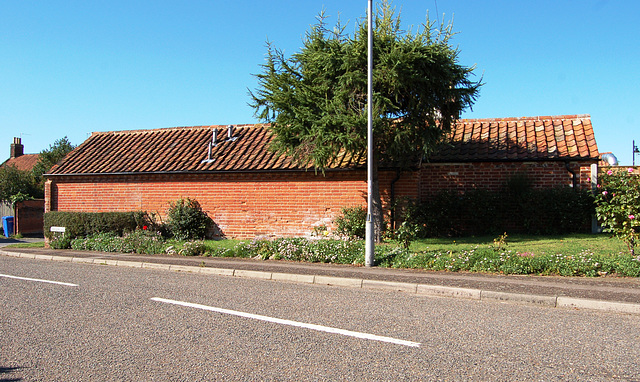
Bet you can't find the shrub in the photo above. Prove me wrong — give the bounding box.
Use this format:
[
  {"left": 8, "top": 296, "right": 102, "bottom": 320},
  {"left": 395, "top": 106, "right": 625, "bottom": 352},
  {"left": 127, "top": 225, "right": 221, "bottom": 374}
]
[
  {"left": 393, "top": 221, "right": 420, "bottom": 249},
  {"left": 120, "top": 229, "right": 165, "bottom": 254},
  {"left": 376, "top": 246, "right": 640, "bottom": 277},
  {"left": 166, "top": 198, "right": 212, "bottom": 240},
  {"left": 227, "top": 237, "right": 365, "bottom": 264},
  {"left": 71, "top": 232, "right": 122, "bottom": 252},
  {"left": 519, "top": 188, "right": 594, "bottom": 235},
  {"left": 335, "top": 206, "right": 367, "bottom": 238},
  {"left": 165, "top": 240, "right": 207, "bottom": 256},
  {"left": 44, "top": 211, "right": 147, "bottom": 242},
  {"left": 70, "top": 229, "right": 165, "bottom": 254},
  {"left": 50, "top": 233, "right": 73, "bottom": 249},
  {"left": 415, "top": 185, "right": 593, "bottom": 237},
  {"left": 303, "top": 238, "right": 364, "bottom": 264},
  {"left": 595, "top": 168, "right": 640, "bottom": 255}
]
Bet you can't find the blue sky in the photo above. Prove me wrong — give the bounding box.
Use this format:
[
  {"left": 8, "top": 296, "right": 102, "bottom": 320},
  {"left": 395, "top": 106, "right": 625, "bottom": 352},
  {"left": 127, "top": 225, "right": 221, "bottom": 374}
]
[{"left": 1, "top": 0, "right": 638, "bottom": 164}]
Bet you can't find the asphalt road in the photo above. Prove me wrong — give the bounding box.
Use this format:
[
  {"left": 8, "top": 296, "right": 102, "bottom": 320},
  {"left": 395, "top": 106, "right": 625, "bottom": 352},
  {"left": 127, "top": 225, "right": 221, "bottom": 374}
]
[{"left": 2, "top": 256, "right": 640, "bottom": 381}]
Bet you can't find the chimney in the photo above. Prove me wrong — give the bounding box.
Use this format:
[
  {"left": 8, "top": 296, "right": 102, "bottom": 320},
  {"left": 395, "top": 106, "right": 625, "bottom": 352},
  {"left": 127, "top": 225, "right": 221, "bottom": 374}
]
[{"left": 10, "top": 137, "right": 23, "bottom": 159}]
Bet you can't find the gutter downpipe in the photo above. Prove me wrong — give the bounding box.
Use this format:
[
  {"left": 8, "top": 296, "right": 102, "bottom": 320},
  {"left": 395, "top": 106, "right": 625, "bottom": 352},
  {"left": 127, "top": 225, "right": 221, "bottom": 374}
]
[
  {"left": 565, "top": 161, "right": 578, "bottom": 189},
  {"left": 389, "top": 169, "right": 402, "bottom": 231}
]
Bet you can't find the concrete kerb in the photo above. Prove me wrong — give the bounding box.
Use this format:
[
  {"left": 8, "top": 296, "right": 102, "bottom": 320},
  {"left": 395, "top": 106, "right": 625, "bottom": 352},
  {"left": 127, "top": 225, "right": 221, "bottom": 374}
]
[
  {"left": 169, "top": 264, "right": 199, "bottom": 273},
  {"left": 481, "top": 290, "right": 557, "bottom": 307},
  {"left": 314, "top": 275, "right": 362, "bottom": 288},
  {"left": 143, "top": 262, "right": 172, "bottom": 271},
  {"left": 234, "top": 269, "right": 272, "bottom": 280},
  {"left": 3, "top": 249, "right": 640, "bottom": 315},
  {"left": 34, "top": 254, "right": 54, "bottom": 261},
  {"left": 417, "top": 284, "right": 481, "bottom": 300},
  {"left": 272, "top": 272, "right": 315, "bottom": 284},
  {"left": 51, "top": 255, "right": 73, "bottom": 262},
  {"left": 199, "top": 267, "right": 234, "bottom": 276},
  {"left": 71, "top": 257, "right": 95, "bottom": 264},
  {"left": 557, "top": 297, "right": 640, "bottom": 315},
  {"left": 362, "top": 279, "right": 418, "bottom": 293}
]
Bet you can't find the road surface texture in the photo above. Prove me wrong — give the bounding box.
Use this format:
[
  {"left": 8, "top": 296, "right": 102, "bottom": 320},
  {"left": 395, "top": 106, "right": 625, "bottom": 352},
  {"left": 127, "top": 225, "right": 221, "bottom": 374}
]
[{"left": 2, "top": 254, "right": 640, "bottom": 381}]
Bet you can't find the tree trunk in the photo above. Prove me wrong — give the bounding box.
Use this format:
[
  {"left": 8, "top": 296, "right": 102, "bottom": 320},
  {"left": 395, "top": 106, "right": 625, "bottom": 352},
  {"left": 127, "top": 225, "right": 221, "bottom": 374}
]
[{"left": 371, "top": 160, "right": 384, "bottom": 243}]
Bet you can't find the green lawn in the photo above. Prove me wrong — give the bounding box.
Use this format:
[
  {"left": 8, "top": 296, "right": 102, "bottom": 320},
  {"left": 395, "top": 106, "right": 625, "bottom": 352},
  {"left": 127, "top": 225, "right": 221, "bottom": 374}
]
[
  {"left": 9, "top": 234, "right": 628, "bottom": 257},
  {"left": 3, "top": 242, "right": 46, "bottom": 249},
  {"left": 408, "top": 233, "right": 629, "bottom": 257}
]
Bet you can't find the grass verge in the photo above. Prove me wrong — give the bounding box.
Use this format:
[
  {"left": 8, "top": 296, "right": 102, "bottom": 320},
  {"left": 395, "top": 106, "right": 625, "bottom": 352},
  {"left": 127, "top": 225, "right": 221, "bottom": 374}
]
[
  {"left": 4, "top": 242, "right": 45, "bottom": 249},
  {"left": 7, "top": 233, "right": 638, "bottom": 277}
]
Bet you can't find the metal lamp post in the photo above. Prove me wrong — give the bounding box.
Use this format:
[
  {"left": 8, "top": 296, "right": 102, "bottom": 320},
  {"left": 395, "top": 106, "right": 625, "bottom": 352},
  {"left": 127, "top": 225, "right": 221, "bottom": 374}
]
[
  {"left": 633, "top": 140, "right": 639, "bottom": 167},
  {"left": 365, "top": 0, "right": 375, "bottom": 267}
]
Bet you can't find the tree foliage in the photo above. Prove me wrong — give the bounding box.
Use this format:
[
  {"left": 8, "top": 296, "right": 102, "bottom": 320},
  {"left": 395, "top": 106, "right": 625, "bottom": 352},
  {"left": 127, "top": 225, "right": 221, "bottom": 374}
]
[
  {"left": 32, "top": 136, "right": 76, "bottom": 181},
  {"left": 595, "top": 168, "right": 640, "bottom": 255},
  {"left": 0, "top": 136, "right": 75, "bottom": 203},
  {"left": 0, "top": 165, "right": 42, "bottom": 203},
  {"left": 250, "top": 1, "right": 480, "bottom": 240}
]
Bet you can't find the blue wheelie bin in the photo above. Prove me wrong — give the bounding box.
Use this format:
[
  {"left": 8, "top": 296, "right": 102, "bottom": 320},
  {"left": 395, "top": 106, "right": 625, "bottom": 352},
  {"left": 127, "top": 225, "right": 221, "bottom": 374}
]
[{"left": 2, "top": 216, "right": 14, "bottom": 238}]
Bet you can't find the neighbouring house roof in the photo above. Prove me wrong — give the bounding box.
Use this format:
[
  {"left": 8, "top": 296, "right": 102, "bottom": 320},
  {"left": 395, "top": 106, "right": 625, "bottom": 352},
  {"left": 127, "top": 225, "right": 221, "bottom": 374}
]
[
  {"left": 1, "top": 154, "right": 40, "bottom": 172},
  {"left": 48, "top": 114, "right": 599, "bottom": 176}
]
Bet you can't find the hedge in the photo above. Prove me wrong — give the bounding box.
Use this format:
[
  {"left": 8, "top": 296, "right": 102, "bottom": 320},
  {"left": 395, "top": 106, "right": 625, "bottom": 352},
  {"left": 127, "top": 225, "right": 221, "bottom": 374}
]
[
  {"left": 408, "top": 187, "right": 594, "bottom": 237},
  {"left": 44, "top": 211, "right": 147, "bottom": 241}
]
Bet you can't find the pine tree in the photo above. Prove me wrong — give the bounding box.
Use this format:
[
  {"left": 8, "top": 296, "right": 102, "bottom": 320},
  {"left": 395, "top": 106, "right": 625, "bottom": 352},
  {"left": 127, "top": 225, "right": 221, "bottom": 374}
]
[{"left": 250, "top": 1, "right": 481, "bottom": 241}]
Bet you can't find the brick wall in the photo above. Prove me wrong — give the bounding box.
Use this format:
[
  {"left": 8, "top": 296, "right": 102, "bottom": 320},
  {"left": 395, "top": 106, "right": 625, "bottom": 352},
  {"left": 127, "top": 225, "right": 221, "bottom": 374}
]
[
  {"left": 599, "top": 166, "right": 640, "bottom": 175},
  {"left": 47, "top": 170, "right": 418, "bottom": 238},
  {"left": 418, "top": 161, "right": 595, "bottom": 199},
  {"left": 46, "top": 160, "right": 593, "bottom": 238}
]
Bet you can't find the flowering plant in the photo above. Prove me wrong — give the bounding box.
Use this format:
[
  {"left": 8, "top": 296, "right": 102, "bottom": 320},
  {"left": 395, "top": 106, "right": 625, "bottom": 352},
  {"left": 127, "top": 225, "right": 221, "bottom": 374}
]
[{"left": 595, "top": 168, "right": 639, "bottom": 255}]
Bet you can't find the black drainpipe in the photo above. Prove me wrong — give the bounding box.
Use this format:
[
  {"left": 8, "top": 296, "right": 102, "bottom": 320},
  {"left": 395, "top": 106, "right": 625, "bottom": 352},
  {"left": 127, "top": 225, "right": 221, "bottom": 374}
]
[
  {"left": 390, "top": 169, "right": 402, "bottom": 230},
  {"left": 565, "top": 161, "right": 578, "bottom": 189}
]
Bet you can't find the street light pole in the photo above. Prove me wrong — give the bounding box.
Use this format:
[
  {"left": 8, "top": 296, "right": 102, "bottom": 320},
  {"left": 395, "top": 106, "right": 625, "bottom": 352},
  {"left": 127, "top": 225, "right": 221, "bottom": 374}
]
[
  {"left": 634, "top": 140, "right": 639, "bottom": 167},
  {"left": 365, "top": 0, "right": 375, "bottom": 267}
]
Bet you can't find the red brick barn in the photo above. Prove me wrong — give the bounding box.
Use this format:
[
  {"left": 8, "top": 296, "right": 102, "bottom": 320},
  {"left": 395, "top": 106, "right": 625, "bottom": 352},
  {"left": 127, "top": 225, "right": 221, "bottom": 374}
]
[{"left": 45, "top": 115, "right": 599, "bottom": 238}]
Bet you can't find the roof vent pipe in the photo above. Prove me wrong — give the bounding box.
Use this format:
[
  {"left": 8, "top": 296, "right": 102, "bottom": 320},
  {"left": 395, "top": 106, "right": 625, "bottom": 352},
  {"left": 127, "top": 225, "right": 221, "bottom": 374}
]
[
  {"left": 227, "top": 125, "right": 237, "bottom": 142},
  {"left": 201, "top": 130, "right": 216, "bottom": 164},
  {"left": 201, "top": 142, "right": 214, "bottom": 164}
]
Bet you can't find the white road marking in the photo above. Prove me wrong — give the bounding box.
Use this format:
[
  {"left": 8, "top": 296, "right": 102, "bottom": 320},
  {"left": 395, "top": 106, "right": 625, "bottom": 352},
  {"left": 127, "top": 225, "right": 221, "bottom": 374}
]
[
  {"left": 151, "top": 297, "right": 421, "bottom": 348},
  {"left": 0, "top": 273, "right": 78, "bottom": 287}
]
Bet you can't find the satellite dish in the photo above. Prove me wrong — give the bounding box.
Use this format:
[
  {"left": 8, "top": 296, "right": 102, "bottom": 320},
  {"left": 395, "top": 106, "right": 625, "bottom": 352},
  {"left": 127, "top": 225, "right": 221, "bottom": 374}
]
[{"left": 601, "top": 153, "right": 618, "bottom": 166}]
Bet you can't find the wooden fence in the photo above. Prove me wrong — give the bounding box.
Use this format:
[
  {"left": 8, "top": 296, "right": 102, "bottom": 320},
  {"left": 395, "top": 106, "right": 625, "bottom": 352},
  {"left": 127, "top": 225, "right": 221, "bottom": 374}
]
[{"left": 0, "top": 202, "right": 13, "bottom": 218}]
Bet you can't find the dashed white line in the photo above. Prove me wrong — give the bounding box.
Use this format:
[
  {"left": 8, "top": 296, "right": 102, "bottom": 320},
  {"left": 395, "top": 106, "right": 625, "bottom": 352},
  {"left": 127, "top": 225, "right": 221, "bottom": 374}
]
[
  {"left": 151, "top": 297, "right": 421, "bottom": 348},
  {"left": 0, "top": 273, "right": 78, "bottom": 287}
]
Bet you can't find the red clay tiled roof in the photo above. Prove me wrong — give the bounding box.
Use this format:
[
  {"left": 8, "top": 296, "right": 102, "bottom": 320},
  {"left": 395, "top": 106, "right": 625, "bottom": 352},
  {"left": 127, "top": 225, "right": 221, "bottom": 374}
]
[
  {"left": 49, "top": 124, "right": 364, "bottom": 175},
  {"left": 430, "top": 114, "right": 598, "bottom": 162},
  {"left": 48, "top": 115, "right": 599, "bottom": 176},
  {"left": 1, "top": 154, "right": 40, "bottom": 171}
]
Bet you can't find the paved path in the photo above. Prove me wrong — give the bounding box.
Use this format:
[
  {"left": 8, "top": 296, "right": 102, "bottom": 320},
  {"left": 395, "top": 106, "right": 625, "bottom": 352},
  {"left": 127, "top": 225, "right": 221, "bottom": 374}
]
[
  {"left": 2, "top": 245, "right": 640, "bottom": 314},
  {"left": 0, "top": 236, "right": 43, "bottom": 248}
]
